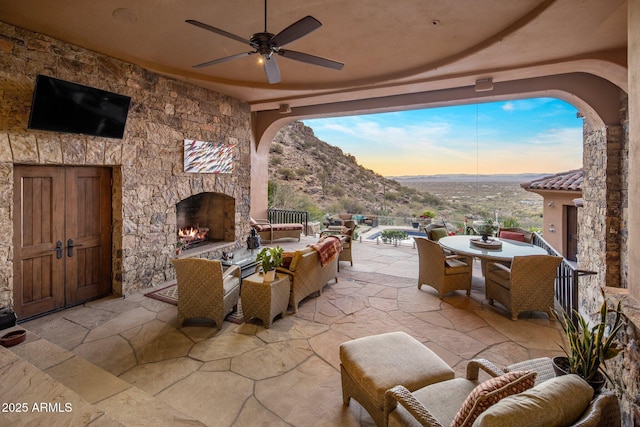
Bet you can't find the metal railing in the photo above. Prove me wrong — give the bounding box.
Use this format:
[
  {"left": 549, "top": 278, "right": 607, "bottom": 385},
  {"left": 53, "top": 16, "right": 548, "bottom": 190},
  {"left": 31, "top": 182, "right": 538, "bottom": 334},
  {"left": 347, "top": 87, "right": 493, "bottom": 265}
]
[
  {"left": 267, "top": 208, "right": 309, "bottom": 235},
  {"left": 532, "top": 233, "right": 597, "bottom": 325}
]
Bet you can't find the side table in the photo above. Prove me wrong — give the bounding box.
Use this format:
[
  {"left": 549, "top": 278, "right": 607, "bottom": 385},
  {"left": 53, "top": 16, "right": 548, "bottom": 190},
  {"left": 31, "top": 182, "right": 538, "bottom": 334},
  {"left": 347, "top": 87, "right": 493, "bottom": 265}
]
[{"left": 241, "top": 273, "right": 291, "bottom": 328}]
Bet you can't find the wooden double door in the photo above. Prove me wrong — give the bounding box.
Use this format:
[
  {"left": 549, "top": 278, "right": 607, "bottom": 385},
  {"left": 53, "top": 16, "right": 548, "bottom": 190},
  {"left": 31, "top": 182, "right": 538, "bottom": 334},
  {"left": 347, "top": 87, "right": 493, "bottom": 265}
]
[{"left": 13, "top": 165, "right": 112, "bottom": 319}]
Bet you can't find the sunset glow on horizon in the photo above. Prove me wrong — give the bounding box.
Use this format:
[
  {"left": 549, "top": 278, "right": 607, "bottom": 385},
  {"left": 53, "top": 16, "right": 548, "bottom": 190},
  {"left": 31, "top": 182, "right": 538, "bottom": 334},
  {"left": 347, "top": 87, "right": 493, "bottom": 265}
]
[{"left": 303, "top": 98, "right": 583, "bottom": 177}]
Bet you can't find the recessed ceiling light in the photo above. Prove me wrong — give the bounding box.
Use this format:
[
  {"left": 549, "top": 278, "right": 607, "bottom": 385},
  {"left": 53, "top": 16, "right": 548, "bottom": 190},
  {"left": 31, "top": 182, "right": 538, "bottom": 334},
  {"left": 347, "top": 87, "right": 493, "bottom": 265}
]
[
  {"left": 431, "top": 20, "right": 441, "bottom": 27},
  {"left": 112, "top": 8, "right": 138, "bottom": 24}
]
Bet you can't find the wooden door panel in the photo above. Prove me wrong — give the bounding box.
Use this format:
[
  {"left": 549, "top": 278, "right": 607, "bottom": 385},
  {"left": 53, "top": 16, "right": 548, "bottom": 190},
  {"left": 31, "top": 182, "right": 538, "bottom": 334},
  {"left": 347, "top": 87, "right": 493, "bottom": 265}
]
[
  {"left": 13, "top": 166, "right": 65, "bottom": 319},
  {"left": 566, "top": 205, "right": 578, "bottom": 262},
  {"left": 65, "top": 167, "right": 112, "bottom": 305}
]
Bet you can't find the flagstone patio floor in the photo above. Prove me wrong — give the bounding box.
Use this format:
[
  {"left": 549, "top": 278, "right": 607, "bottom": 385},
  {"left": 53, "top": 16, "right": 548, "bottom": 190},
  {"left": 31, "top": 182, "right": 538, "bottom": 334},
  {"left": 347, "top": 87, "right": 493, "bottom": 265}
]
[{"left": 1, "top": 235, "right": 565, "bottom": 426}]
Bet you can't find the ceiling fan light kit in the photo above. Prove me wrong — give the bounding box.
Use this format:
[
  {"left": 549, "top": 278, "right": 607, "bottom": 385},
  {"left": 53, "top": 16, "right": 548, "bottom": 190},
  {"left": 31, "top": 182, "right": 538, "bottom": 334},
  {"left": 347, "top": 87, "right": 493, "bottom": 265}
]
[{"left": 187, "top": 0, "right": 344, "bottom": 84}]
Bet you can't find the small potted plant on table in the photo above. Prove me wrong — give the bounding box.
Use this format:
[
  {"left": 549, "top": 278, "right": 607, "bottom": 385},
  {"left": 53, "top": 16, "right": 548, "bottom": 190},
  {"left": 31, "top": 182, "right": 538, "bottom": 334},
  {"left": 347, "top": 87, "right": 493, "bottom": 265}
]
[
  {"left": 552, "top": 290, "right": 624, "bottom": 392},
  {"left": 255, "top": 246, "right": 284, "bottom": 282}
]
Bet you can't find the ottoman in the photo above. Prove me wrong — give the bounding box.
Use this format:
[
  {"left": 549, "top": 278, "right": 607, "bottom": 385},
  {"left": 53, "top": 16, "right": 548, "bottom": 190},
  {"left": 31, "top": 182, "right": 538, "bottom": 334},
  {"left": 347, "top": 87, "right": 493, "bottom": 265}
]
[{"left": 339, "top": 331, "right": 455, "bottom": 427}]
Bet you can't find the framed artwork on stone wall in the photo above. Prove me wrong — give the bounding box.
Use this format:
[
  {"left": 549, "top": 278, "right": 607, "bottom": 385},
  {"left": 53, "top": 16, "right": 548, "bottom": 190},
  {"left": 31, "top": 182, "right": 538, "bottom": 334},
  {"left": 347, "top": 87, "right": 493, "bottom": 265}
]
[{"left": 183, "top": 139, "right": 236, "bottom": 173}]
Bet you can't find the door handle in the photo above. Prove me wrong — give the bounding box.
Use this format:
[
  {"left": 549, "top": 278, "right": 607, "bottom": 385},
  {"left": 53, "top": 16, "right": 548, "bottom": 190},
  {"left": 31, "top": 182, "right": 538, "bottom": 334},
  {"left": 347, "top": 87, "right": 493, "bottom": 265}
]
[
  {"left": 51, "top": 240, "right": 63, "bottom": 259},
  {"left": 67, "top": 239, "right": 83, "bottom": 257}
]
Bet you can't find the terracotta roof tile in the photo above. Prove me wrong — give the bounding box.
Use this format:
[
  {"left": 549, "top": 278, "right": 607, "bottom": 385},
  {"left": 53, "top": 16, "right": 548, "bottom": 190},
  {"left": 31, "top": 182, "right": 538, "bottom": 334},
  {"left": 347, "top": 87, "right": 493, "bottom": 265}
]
[{"left": 520, "top": 169, "right": 583, "bottom": 191}]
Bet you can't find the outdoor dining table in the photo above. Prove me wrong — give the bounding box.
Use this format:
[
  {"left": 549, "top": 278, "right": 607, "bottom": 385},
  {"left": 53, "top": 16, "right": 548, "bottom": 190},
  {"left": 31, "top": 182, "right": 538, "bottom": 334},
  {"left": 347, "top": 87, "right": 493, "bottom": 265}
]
[{"left": 438, "top": 235, "right": 548, "bottom": 263}]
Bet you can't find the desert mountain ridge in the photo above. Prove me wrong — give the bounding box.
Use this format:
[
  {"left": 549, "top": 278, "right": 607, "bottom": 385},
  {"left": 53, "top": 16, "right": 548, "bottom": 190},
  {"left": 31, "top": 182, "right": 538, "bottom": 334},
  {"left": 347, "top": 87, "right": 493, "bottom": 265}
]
[{"left": 268, "top": 121, "right": 546, "bottom": 220}]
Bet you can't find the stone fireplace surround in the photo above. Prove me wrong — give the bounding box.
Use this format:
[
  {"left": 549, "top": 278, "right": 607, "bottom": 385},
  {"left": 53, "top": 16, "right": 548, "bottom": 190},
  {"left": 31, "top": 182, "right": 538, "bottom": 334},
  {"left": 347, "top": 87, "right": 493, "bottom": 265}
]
[{"left": 0, "top": 22, "right": 252, "bottom": 308}]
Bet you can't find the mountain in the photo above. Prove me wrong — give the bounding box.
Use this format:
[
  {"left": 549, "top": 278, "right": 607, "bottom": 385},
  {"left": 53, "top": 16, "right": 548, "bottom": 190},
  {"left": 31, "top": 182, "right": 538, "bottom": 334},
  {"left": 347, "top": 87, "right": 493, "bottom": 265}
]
[{"left": 268, "top": 121, "right": 455, "bottom": 218}]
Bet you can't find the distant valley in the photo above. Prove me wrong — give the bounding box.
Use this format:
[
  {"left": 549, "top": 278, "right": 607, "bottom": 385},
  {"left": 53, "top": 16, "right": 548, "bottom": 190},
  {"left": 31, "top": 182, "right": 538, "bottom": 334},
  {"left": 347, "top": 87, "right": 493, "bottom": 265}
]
[
  {"left": 390, "top": 173, "right": 551, "bottom": 183},
  {"left": 268, "top": 122, "right": 545, "bottom": 230}
]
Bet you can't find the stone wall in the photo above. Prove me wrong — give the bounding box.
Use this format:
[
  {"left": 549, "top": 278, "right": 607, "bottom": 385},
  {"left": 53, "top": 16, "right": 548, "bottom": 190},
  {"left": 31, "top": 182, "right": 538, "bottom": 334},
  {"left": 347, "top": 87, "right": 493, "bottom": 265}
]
[
  {"left": 580, "top": 93, "right": 640, "bottom": 425},
  {"left": 0, "top": 22, "right": 252, "bottom": 309},
  {"left": 579, "top": 96, "right": 625, "bottom": 314}
]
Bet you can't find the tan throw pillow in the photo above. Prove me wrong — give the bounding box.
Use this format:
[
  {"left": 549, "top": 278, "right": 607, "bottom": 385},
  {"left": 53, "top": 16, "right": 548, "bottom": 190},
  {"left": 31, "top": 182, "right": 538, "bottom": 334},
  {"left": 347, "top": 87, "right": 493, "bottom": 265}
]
[
  {"left": 289, "top": 247, "right": 314, "bottom": 271},
  {"left": 473, "top": 374, "right": 594, "bottom": 427},
  {"left": 451, "top": 371, "right": 537, "bottom": 427}
]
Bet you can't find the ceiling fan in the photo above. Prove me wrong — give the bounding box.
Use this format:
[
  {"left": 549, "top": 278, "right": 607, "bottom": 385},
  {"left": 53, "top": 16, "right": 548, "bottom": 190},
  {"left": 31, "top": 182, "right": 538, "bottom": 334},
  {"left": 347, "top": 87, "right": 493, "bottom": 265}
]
[{"left": 186, "top": 0, "right": 344, "bottom": 84}]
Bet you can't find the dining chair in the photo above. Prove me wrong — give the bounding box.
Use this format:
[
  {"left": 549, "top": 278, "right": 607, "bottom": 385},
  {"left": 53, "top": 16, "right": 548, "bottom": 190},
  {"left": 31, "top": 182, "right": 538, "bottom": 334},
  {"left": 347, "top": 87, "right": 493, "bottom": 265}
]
[
  {"left": 414, "top": 237, "right": 472, "bottom": 299},
  {"left": 172, "top": 258, "right": 241, "bottom": 329},
  {"left": 485, "top": 255, "right": 562, "bottom": 320}
]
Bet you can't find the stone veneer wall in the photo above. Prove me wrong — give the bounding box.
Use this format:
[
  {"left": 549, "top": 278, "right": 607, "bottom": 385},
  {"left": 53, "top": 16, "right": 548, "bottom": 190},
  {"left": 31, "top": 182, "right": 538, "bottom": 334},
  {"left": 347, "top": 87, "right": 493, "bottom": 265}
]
[
  {"left": 579, "top": 94, "right": 625, "bottom": 313},
  {"left": 580, "top": 93, "right": 639, "bottom": 425},
  {"left": 0, "top": 22, "right": 252, "bottom": 308}
]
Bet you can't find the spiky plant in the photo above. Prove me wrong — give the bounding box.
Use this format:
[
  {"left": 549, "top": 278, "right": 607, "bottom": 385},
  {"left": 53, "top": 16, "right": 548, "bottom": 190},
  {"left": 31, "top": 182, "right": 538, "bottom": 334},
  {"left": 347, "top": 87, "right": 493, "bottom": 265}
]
[{"left": 552, "top": 290, "right": 624, "bottom": 384}]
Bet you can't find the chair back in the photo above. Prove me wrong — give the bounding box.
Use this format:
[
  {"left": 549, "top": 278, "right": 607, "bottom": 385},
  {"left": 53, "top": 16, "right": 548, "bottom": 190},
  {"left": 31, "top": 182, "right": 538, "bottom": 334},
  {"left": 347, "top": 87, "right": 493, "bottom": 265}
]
[
  {"left": 172, "top": 258, "right": 224, "bottom": 302},
  {"left": 510, "top": 255, "right": 561, "bottom": 280},
  {"left": 343, "top": 220, "right": 357, "bottom": 237},
  {"left": 423, "top": 223, "right": 448, "bottom": 241},
  {"left": 414, "top": 236, "right": 446, "bottom": 279},
  {"left": 498, "top": 227, "right": 533, "bottom": 243}
]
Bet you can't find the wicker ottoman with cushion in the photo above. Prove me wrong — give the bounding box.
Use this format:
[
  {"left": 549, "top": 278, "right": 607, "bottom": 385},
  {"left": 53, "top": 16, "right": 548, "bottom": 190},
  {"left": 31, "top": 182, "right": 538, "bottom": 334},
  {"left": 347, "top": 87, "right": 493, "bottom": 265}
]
[{"left": 339, "top": 331, "right": 455, "bottom": 427}]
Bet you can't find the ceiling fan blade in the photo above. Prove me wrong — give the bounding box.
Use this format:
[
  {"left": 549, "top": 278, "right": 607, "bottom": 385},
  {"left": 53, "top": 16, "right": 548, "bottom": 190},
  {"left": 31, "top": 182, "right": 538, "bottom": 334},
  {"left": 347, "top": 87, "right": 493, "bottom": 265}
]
[
  {"left": 192, "top": 52, "right": 255, "bottom": 68},
  {"left": 263, "top": 56, "right": 281, "bottom": 84},
  {"left": 277, "top": 49, "right": 344, "bottom": 70},
  {"left": 186, "top": 19, "right": 254, "bottom": 47},
  {"left": 270, "top": 16, "right": 321, "bottom": 47}
]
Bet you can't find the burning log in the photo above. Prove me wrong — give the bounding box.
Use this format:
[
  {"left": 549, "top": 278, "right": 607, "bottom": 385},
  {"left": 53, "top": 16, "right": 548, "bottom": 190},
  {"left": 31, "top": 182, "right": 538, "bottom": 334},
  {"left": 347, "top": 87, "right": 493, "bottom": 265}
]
[{"left": 177, "top": 226, "right": 209, "bottom": 248}]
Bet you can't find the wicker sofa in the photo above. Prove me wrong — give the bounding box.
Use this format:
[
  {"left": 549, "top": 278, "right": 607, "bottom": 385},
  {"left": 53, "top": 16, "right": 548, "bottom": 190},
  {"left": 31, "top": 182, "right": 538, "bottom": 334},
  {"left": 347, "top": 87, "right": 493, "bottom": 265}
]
[{"left": 276, "top": 244, "right": 339, "bottom": 313}]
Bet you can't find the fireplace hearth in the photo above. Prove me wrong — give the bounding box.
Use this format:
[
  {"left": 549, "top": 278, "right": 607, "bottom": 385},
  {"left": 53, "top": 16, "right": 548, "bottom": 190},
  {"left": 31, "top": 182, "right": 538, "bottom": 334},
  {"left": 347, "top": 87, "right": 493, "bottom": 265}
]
[{"left": 175, "top": 192, "right": 235, "bottom": 251}]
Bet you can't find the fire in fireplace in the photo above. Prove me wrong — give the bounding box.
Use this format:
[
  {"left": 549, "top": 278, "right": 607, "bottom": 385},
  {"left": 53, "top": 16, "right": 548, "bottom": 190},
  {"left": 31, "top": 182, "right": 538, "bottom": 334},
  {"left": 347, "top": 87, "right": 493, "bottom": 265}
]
[
  {"left": 175, "top": 192, "right": 236, "bottom": 250},
  {"left": 177, "top": 225, "right": 209, "bottom": 249}
]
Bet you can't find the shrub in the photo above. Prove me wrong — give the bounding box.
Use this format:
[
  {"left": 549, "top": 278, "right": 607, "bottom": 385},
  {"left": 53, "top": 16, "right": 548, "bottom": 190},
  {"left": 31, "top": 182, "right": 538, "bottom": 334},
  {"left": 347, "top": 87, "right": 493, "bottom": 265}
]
[{"left": 380, "top": 229, "right": 408, "bottom": 244}]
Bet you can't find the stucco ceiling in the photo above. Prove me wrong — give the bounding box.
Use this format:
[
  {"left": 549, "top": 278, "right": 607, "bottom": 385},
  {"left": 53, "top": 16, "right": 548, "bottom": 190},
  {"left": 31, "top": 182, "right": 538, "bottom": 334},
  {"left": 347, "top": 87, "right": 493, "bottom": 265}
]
[{"left": 0, "top": 0, "right": 628, "bottom": 113}]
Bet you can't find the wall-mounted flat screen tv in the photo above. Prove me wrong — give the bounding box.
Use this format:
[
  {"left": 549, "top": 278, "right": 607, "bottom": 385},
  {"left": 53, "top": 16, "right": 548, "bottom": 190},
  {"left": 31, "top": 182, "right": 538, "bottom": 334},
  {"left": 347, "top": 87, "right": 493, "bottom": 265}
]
[{"left": 28, "top": 75, "right": 131, "bottom": 139}]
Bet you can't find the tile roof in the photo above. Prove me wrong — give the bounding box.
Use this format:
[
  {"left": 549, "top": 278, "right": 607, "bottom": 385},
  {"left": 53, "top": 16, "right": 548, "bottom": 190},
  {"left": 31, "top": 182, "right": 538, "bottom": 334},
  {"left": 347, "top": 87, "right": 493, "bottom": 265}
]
[{"left": 520, "top": 169, "right": 583, "bottom": 192}]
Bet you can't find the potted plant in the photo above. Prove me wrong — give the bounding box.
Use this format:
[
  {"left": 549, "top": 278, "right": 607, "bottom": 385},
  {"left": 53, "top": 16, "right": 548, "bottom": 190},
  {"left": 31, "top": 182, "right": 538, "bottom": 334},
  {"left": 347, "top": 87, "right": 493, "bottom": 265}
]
[
  {"left": 411, "top": 214, "right": 420, "bottom": 229},
  {"left": 551, "top": 290, "right": 624, "bottom": 391},
  {"left": 472, "top": 219, "right": 498, "bottom": 241},
  {"left": 255, "top": 246, "right": 284, "bottom": 282}
]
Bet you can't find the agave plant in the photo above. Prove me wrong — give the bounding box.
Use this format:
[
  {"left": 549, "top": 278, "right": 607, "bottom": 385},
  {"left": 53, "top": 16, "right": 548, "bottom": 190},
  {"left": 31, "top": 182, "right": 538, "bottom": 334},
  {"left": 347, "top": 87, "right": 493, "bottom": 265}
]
[{"left": 552, "top": 290, "right": 624, "bottom": 384}]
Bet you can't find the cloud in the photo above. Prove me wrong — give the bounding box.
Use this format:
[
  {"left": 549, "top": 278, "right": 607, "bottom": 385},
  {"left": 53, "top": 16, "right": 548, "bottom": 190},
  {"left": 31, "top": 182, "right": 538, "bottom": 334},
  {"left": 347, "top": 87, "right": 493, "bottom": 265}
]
[
  {"left": 502, "top": 102, "right": 515, "bottom": 112},
  {"left": 302, "top": 98, "right": 582, "bottom": 176}
]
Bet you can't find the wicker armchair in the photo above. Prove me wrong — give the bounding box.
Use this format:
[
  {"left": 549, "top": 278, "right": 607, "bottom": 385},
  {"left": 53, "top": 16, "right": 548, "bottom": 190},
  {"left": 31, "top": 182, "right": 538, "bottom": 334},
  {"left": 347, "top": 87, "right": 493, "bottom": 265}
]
[
  {"left": 320, "top": 219, "right": 356, "bottom": 267},
  {"left": 172, "top": 258, "right": 241, "bottom": 329},
  {"left": 485, "top": 254, "right": 562, "bottom": 320},
  {"left": 414, "top": 236, "right": 472, "bottom": 299}
]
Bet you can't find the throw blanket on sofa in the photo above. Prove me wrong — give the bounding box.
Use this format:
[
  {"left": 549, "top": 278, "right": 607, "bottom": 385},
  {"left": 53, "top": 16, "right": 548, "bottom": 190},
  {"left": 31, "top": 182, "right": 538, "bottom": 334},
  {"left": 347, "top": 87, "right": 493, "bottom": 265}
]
[{"left": 310, "top": 235, "right": 343, "bottom": 267}]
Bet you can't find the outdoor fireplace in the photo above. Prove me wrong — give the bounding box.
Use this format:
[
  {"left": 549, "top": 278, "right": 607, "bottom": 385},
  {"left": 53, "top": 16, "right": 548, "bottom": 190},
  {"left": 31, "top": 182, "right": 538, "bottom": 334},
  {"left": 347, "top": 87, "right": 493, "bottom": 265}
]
[{"left": 176, "top": 192, "right": 235, "bottom": 250}]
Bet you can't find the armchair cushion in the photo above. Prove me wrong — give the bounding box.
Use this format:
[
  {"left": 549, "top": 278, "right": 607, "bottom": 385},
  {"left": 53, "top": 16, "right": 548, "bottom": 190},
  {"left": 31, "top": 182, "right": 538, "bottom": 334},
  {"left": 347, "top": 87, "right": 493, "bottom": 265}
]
[
  {"left": 451, "top": 370, "right": 537, "bottom": 427},
  {"left": 498, "top": 231, "right": 526, "bottom": 242},
  {"left": 474, "top": 374, "right": 593, "bottom": 427},
  {"left": 445, "top": 257, "right": 470, "bottom": 269},
  {"left": 431, "top": 227, "right": 449, "bottom": 241}
]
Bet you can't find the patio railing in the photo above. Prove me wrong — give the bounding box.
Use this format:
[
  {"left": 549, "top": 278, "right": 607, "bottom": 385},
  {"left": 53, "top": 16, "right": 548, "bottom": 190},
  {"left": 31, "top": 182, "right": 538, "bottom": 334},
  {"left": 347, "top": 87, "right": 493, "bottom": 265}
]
[
  {"left": 267, "top": 208, "right": 309, "bottom": 235},
  {"left": 532, "top": 233, "right": 597, "bottom": 325}
]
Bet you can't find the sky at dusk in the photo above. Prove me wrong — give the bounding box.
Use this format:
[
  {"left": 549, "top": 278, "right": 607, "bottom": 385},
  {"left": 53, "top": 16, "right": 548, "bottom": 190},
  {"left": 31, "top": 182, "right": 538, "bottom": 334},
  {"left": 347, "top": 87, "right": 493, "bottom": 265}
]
[{"left": 302, "top": 98, "right": 583, "bottom": 177}]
